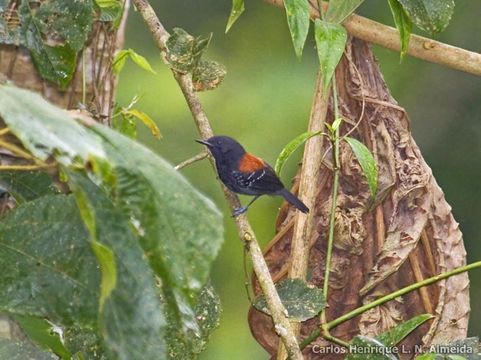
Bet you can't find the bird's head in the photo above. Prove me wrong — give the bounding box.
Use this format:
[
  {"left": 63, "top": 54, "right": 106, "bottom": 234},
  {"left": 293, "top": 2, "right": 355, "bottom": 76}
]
[{"left": 196, "top": 135, "right": 246, "bottom": 163}]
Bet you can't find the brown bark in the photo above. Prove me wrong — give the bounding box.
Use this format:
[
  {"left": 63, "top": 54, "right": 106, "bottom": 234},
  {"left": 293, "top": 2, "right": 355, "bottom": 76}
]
[{"left": 248, "top": 37, "right": 470, "bottom": 359}]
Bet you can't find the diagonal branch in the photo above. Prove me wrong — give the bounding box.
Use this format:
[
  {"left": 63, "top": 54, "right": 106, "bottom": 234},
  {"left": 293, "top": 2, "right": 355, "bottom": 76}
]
[
  {"left": 264, "top": 0, "right": 481, "bottom": 77},
  {"left": 131, "top": 0, "right": 303, "bottom": 358}
]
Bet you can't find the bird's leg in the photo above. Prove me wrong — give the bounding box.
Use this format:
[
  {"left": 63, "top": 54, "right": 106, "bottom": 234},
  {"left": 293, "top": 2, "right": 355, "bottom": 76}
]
[{"left": 232, "top": 195, "right": 261, "bottom": 217}]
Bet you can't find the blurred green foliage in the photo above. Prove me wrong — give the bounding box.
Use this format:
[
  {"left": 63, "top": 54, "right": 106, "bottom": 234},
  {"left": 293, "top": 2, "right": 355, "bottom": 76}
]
[{"left": 117, "top": 1, "right": 481, "bottom": 359}]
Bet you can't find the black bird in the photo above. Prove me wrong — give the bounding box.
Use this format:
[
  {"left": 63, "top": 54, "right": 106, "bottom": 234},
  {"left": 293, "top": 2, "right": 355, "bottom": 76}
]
[{"left": 196, "top": 135, "right": 309, "bottom": 216}]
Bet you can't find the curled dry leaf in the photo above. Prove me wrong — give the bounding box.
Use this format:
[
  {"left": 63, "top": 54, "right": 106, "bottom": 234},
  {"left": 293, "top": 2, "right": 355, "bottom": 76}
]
[{"left": 248, "top": 38, "right": 469, "bottom": 358}]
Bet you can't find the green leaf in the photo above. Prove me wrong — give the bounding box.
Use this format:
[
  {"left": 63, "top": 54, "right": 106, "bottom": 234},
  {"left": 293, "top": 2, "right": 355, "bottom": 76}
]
[
  {"left": 112, "top": 111, "right": 137, "bottom": 139},
  {"left": 347, "top": 336, "right": 398, "bottom": 360},
  {"left": 129, "top": 49, "right": 156, "bottom": 74},
  {"left": 166, "top": 28, "right": 212, "bottom": 73},
  {"left": 377, "top": 314, "right": 433, "bottom": 347},
  {"left": 253, "top": 279, "right": 325, "bottom": 321},
  {"left": 275, "top": 131, "right": 321, "bottom": 175},
  {"left": 0, "top": 195, "right": 100, "bottom": 326},
  {"left": 0, "top": 338, "right": 57, "bottom": 360},
  {"left": 89, "top": 124, "right": 223, "bottom": 336},
  {"left": 225, "top": 0, "right": 245, "bottom": 33},
  {"left": 345, "top": 136, "right": 378, "bottom": 198},
  {"left": 166, "top": 283, "right": 221, "bottom": 359},
  {"left": 113, "top": 49, "right": 156, "bottom": 74},
  {"left": 63, "top": 327, "right": 106, "bottom": 360},
  {"left": 123, "top": 108, "right": 162, "bottom": 139},
  {"left": 34, "top": 0, "right": 94, "bottom": 51},
  {"left": 18, "top": 0, "right": 94, "bottom": 87},
  {"left": 283, "top": 0, "right": 310, "bottom": 59},
  {"left": 397, "top": 0, "right": 454, "bottom": 33},
  {"left": 314, "top": 20, "right": 348, "bottom": 90},
  {"left": 14, "top": 315, "right": 71, "bottom": 359},
  {"left": 326, "top": 0, "right": 365, "bottom": 23},
  {"left": 0, "top": 84, "right": 224, "bottom": 349},
  {"left": 0, "top": 85, "right": 106, "bottom": 164},
  {"left": 331, "top": 117, "right": 343, "bottom": 132},
  {"left": 192, "top": 59, "right": 227, "bottom": 91},
  {"left": 69, "top": 172, "right": 166, "bottom": 360},
  {"left": 0, "top": 171, "right": 59, "bottom": 203},
  {"left": 388, "top": 0, "right": 413, "bottom": 60}
]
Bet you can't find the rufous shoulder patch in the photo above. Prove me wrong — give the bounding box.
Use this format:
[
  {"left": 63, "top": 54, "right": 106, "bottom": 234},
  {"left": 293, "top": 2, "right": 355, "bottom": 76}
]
[{"left": 239, "top": 153, "right": 265, "bottom": 172}]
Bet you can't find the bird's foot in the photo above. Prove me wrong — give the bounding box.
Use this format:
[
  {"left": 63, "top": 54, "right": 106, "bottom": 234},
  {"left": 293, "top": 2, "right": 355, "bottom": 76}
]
[{"left": 232, "top": 206, "right": 248, "bottom": 217}]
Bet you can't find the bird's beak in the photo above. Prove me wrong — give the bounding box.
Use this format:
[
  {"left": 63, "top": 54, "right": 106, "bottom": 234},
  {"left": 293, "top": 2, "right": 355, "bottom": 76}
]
[{"left": 195, "top": 139, "right": 212, "bottom": 147}]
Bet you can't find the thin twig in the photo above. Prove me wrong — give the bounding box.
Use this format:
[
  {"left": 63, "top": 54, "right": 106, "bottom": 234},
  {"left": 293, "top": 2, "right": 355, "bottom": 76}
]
[
  {"left": 131, "top": 1, "right": 303, "bottom": 358},
  {"left": 300, "top": 260, "right": 481, "bottom": 349},
  {"left": 0, "top": 139, "right": 36, "bottom": 161},
  {"left": 0, "top": 164, "right": 56, "bottom": 171},
  {"left": 264, "top": 0, "right": 481, "bottom": 77},
  {"left": 320, "top": 73, "right": 340, "bottom": 336},
  {"left": 0, "top": 128, "right": 10, "bottom": 136},
  {"left": 174, "top": 151, "right": 208, "bottom": 170}
]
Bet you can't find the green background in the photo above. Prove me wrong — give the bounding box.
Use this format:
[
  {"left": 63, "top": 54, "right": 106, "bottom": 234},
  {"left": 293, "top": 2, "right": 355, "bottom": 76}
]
[{"left": 117, "top": 1, "right": 481, "bottom": 359}]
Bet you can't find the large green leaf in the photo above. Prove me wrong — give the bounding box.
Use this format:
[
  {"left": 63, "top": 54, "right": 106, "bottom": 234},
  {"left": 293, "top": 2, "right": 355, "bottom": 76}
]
[
  {"left": 253, "top": 279, "right": 326, "bottom": 321},
  {"left": 0, "top": 171, "right": 59, "bottom": 203},
  {"left": 388, "top": 0, "right": 412, "bottom": 59},
  {"left": 275, "top": 131, "right": 321, "bottom": 175},
  {"left": 326, "top": 0, "right": 365, "bottom": 23},
  {"left": 0, "top": 84, "right": 224, "bottom": 343},
  {"left": 69, "top": 172, "right": 166, "bottom": 360},
  {"left": 0, "top": 339, "right": 57, "bottom": 360},
  {"left": 166, "top": 283, "right": 221, "bottom": 359},
  {"left": 89, "top": 125, "right": 223, "bottom": 335},
  {"left": 34, "top": 0, "right": 94, "bottom": 51},
  {"left": 18, "top": 0, "right": 94, "bottom": 87},
  {"left": 397, "top": 0, "right": 454, "bottom": 33},
  {"left": 347, "top": 315, "right": 433, "bottom": 360},
  {"left": 345, "top": 136, "right": 378, "bottom": 198},
  {"left": 0, "top": 86, "right": 106, "bottom": 164},
  {"left": 225, "top": 0, "right": 245, "bottom": 33},
  {"left": 377, "top": 314, "right": 432, "bottom": 347},
  {"left": 13, "top": 315, "right": 71, "bottom": 359},
  {"left": 0, "top": 195, "right": 100, "bottom": 326},
  {"left": 283, "top": 0, "right": 310, "bottom": 59},
  {"left": 314, "top": 20, "right": 347, "bottom": 90}
]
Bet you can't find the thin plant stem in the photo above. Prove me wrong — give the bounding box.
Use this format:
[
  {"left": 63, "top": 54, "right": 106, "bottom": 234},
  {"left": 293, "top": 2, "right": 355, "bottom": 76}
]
[
  {"left": 0, "top": 164, "right": 56, "bottom": 171},
  {"left": 0, "top": 139, "right": 35, "bottom": 161},
  {"left": 174, "top": 151, "right": 208, "bottom": 170},
  {"left": 82, "top": 51, "right": 87, "bottom": 106},
  {"left": 320, "top": 73, "right": 341, "bottom": 328},
  {"left": 0, "top": 127, "right": 10, "bottom": 136},
  {"left": 301, "top": 260, "right": 481, "bottom": 349}
]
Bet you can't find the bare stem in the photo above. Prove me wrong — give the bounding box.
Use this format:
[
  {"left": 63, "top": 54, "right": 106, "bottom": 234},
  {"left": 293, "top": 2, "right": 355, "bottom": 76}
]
[
  {"left": 0, "top": 139, "right": 36, "bottom": 161},
  {"left": 264, "top": 0, "right": 481, "bottom": 77},
  {"left": 132, "top": 0, "right": 303, "bottom": 357},
  {"left": 320, "top": 74, "right": 340, "bottom": 331},
  {"left": 301, "top": 260, "right": 481, "bottom": 349},
  {"left": 0, "top": 164, "right": 56, "bottom": 171},
  {"left": 174, "top": 151, "right": 208, "bottom": 170}
]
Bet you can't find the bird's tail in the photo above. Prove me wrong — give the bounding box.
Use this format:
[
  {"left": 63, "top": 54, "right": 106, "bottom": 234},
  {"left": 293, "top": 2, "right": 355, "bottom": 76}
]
[{"left": 277, "top": 188, "right": 309, "bottom": 213}]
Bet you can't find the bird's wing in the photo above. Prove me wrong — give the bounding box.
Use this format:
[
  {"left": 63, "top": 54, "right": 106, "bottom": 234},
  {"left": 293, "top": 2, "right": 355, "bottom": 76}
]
[{"left": 233, "top": 165, "right": 284, "bottom": 194}]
